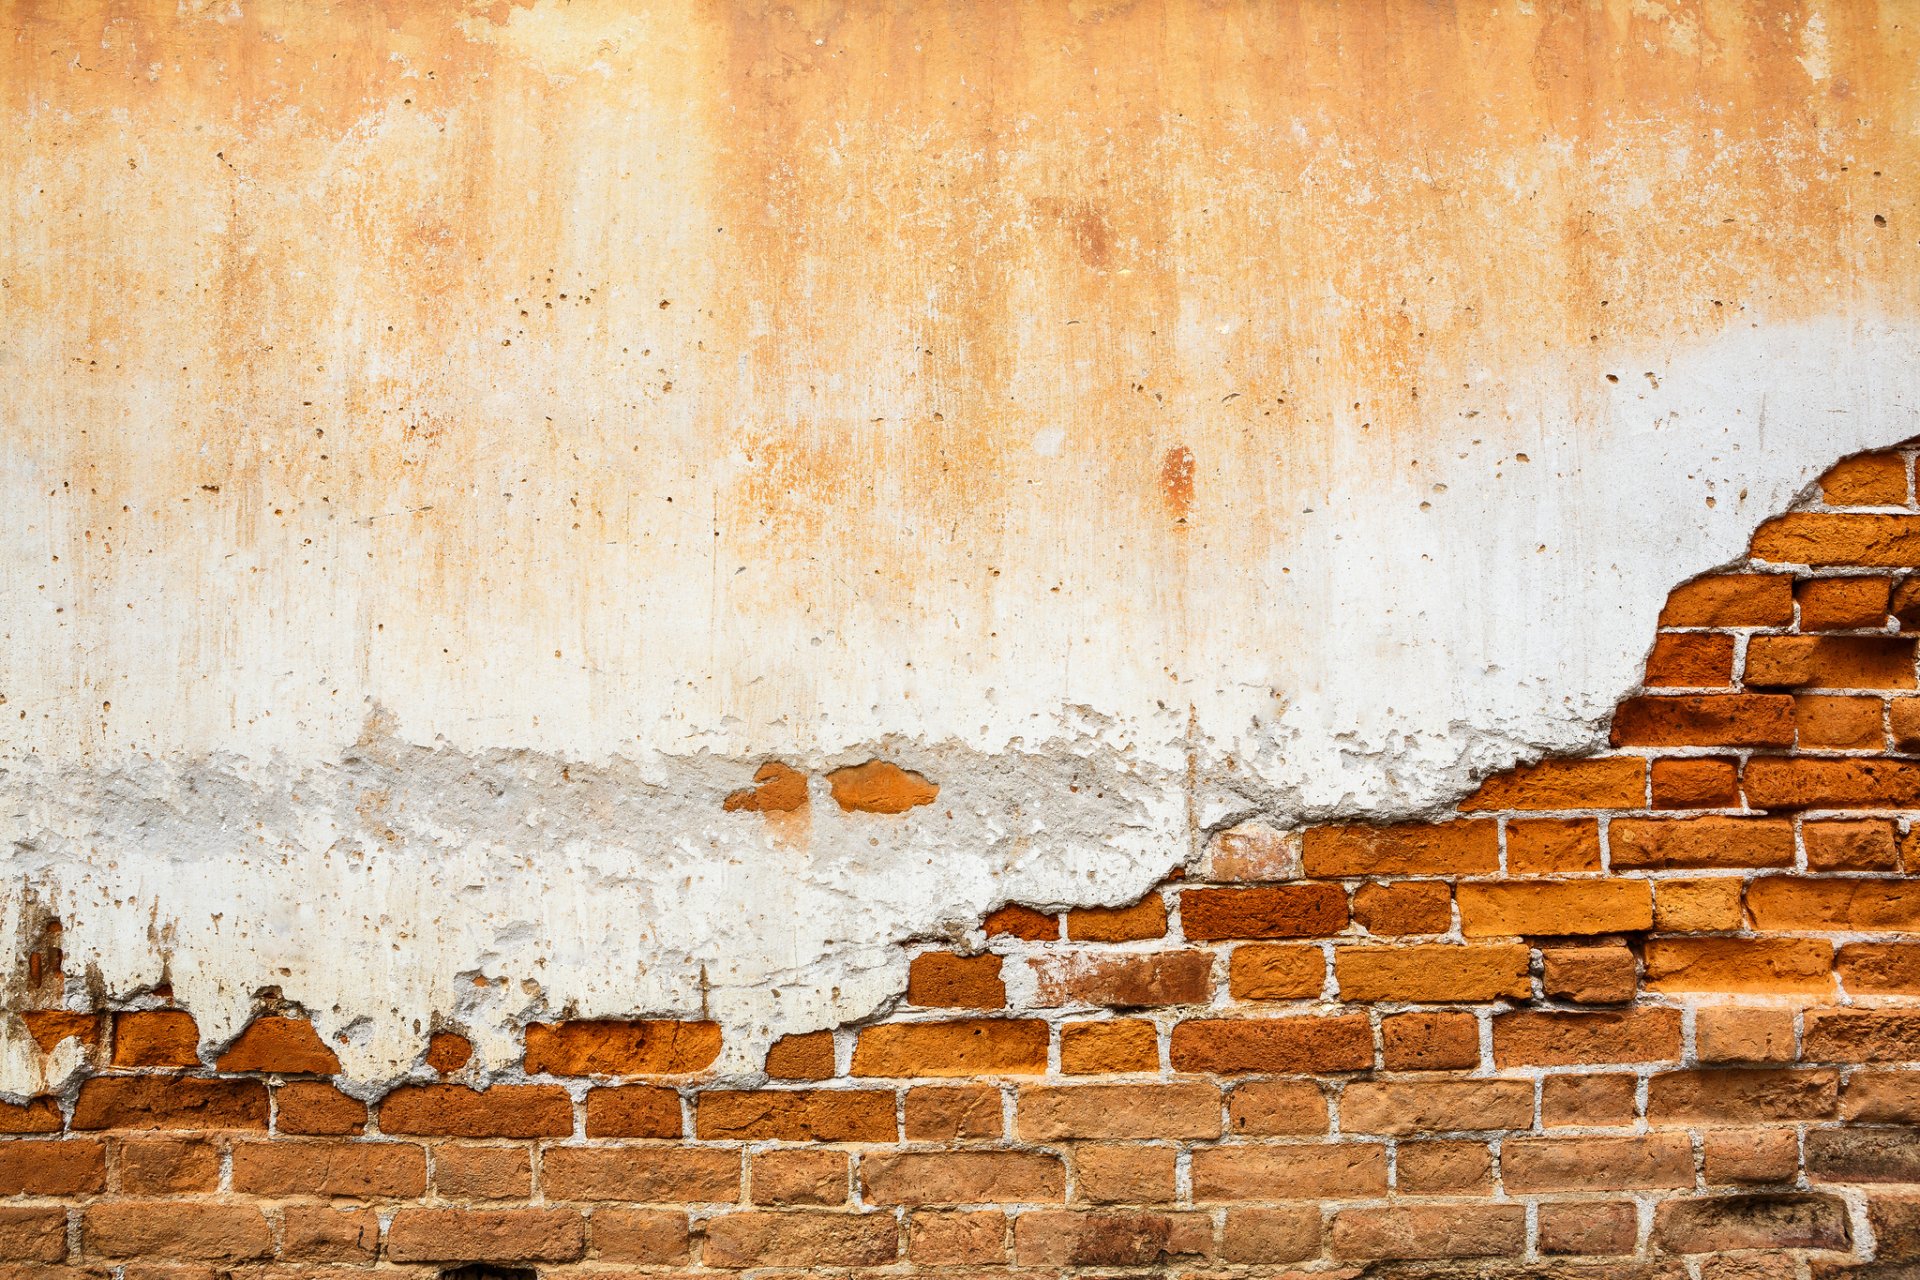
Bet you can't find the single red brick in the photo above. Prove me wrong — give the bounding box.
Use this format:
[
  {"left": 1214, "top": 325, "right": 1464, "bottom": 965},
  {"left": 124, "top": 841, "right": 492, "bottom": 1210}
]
[
  {"left": 1799, "top": 576, "right": 1894, "bottom": 629},
  {"left": 590, "top": 1208, "right": 692, "bottom": 1264},
  {"left": 0, "top": 1206, "right": 66, "bottom": 1263},
  {"left": 1651, "top": 758, "right": 1741, "bottom": 809},
  {"left": 1752, "top": 513, "right": 1920, "bottom": 567},
  {"left": 21, "top": 1010, "right": 100, "bottom": 1054},
  {"left": 1381, "top": 1012, "right": 1480, "bottom": 1071},
  {"left": 1339, "top": 1079, "right": 1531, "bottom": 1136},
  {"left": 861, "top": 1151, "right": 1064, "bottom": 1205},
  {"left": 1747, "top": 635, "right": 1917, "bottom": 689},
  {"left": 1803, "top": 1009, "right": 1920, "bottom": 1062},
  {"left": 1170, "top": 1014, "right": 1373, "bottom": 1074},
  {"left": 1179, "top": 884, "right": 1347, "bottom": 940},
  {"left": 583, "top": 1084, "right": 682, "bottom": 1138},
  {"left": 1697, "top": 1008, "right": 1797, "bottom": 1064},
  {"left": 1012, "top": 1210, "right": 1211, "bottom": 1266},
  {"left": 1193, "top": 1144, "right": 1388, "bottom": 1201},
  {"left": 1502, "top": 1133, "right": 1694, "bottom": 1191},
  {"left": 541, "top": 1146, "right": 741, "bottom": 1202},
  {"left": 1066, "top": 895, "right": 1167, "bottom": 941},
  {"left": 1645, "top": 1069, "right": 1837, "bottom": 1126},
  {"left": 1539, "top": 1201, "right": 1639, "bottom": 1256},
  {"left": 983, "top": 904, "right": 1057, "bottom": 940},
  {"left": 1840, "top": 942, "right": 1920, "bottom": 995},
  {"left": 384, "top": 1208, "right": 586, "bottom": 1263},
  {"left": 1611, "top": 695, "right": 1795, "bottom": 747},
  {"left": 751, "top": 1149, "right": 849, "bottom": 1206},
  {"left": 0, "top": 1139, "right": 105, "bottom": 1195},
  {"left": 1059, "top": 1020, "right": 1159, "bottom": 1074},
  {"left": 1330, "top": 1204, "right": 1525, "bottom": 1260},
  {"left": 1652, "top": 1193, "right": 1849, "bottom": 1253},
  {"left": 1747, "top": 876, "right": 1920, "bottom": 931},
  {"left": 114, "top": 1138, "right": 217, "bottom": 1195},
  {"left": 851, "top": 1019, "right": 1048, "bottom": 1077},
  {"left": 111, "top": 1011, "right": 200, "bottom": 1068},
  {"left": 425, "top": 1032, "right": 473, "bottom": 1074},
  {"left": 1457, "top": 879, "right": 1651, "bottom": 936},
  {"left": 1541, "top": 945, "right": 1638, "bottom": 1003},
  {"left": 1493, "top": 1009, "right": 1682, "bottom": 1067},
  {"left": 1075, "top": 1145, "right": 1177, "bottom": 1205},
  {"left": 82, "top": 1202, "right": 272, "bottom": 1262},
  {"left": 1506, "top": 818, "right": 1602, "bottom": 873},
  {"left": 1661, "top": 574, "right": 1794, "bottom": 627},
  {"left": 1351, "top": 881, "right": 1451, "bottom": 935},
  {"left": 765, "top": 1030, "right": 835, "bottom": 1080},
  {"left": 1608, "top": 816, "right": 1794, "bottom": 869},
  {"left": 907, "top": 952, "right": 1005, "bottom": 1007},
  {"left": 1210, "top": 823, "right": 1300, "bottom": 880},
  {"left": 904, "top": 1086, "right": 1003, "bottom": 1140},
  {"left": 1300, "top": 820, "right": 1497, "bottom": 876},
  {"left": 231, "top": 1140, "right": 427, "bottom": 1197},
  {"left": 1225, "top": 1081, "right": 1329, "bottom": 1136},
  {"left": 1821, "top": 453, "right": 1911, "bottom": 506},
  {"left": 702, "top": 1210, "right": 897, "bottom": 1267},
  {"left": 435, "top": 1144, "right": 533, "bottom": 1200},
  {"left": 0, "top": 1098, "right": 63, "bottom": 1134},
  {"left": 1542, "top": 1074, "right": 1637, "bottom": 1128},
  {"left": 1796, "top": 693, "right": 1887, "bottom": 748},
  {"left": 1704, "top": 1128, "right": 1801, "bottom": 1185},
  {"left": 908, "top": 1209, "right": 1007, "bottom": 1264},
  {"left": 378, "top": 1084, "right": 573, "bottom": 1138},
  {"left": 523, "top": 1020, "right": 720, "bottom": 1076},
  {"left": 1807, "top": 818, "right": 1901, "bottom": 871},
  {"left": 1227, "top": 943, "right": 1326, "bottom": 999},
  {"left": 275, "top": 1081, "right": 367, "bottom": 1136},
  {"left": 1461, "top": 758, "right": 1646, "bottom": 811},
  {"left": 215, "top": 1016, "right": 339, "bottom": 1074},
  {"left": 1221, "top": 1205, "right": 1321, "bottom": 1263},
  {"left": 1644, "top": 937, "right": 1834, "bottom": 995},
  {"left": 282, "top": 1203, "right": 379, "bottom": 1261},
  {"left": 695, "top": 1089, "right": 895, "bottom": 1142},
  {"left": 1644, "top": 632, "right": 1735, "bottom": 687},
  {"left": 1015, "top": 1084, "right": 1221, "bottom": 1141},
  {"left": 71, "top": 1077, "right": 268, "bottom": 1131},
  {"left": 1032, "top": 950, "right": 1213, "bottom": 1007},
  {"left": 1333, "top": 943, "right": 1531, "bottom": 1002},
  {"left": 1744, "top": 757, "right": 1920, "bottom": 808}
]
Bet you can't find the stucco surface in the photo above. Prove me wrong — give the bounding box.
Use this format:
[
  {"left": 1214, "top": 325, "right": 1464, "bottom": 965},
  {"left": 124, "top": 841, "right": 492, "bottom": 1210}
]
[{"left": 1, "top": 0, "right": 1917, "bottom": 1088}]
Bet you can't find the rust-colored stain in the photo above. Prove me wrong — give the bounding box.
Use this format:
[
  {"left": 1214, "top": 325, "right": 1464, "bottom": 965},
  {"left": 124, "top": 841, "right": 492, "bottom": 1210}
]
[
  {"left": 722, "top": 762, "right": 811, "bottom": 814},
  {"left": 1160, "top": 445, "right": 1195, "bottom": 523},
  {"left": 826, "top": 762, "right": 940, "bottom": 815}
]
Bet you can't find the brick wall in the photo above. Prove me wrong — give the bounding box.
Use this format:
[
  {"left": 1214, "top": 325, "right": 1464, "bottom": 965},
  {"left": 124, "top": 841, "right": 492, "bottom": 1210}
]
[{"left": 9, "top": 448, "right": 1920, "bottom": 1276}]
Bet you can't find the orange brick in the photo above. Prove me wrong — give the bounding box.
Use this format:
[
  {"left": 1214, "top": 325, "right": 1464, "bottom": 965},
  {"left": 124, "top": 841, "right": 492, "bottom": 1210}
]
[
  {"left": 523, "top": 1020, "right": 720, "bottom": 1076},
  {"left": 1011, "top": 1209, "right": 1210, "bottom": 1266},
  {"left": 695, "top": 1089, "right": 895, "bottom": 1142},
  {"left": 1651, "top": 758, "right": 1741, "bottom": 809},
  {"left": 1895, "top": 697, "right": 1920, "bottom": 749},
  {"left": 1503, "top": 1133, "right": 1693, "bottom": 1191},
  {"left": 0, "top": 1206, "right": 66, "bottom": 1264},
  {"left": 1644, "top": 632, "right": 1735, "bottom": 687},
  {"left": 1461, "top": 758, "right": 1645, "bottom": 812},
  {"left": 1209, "top": 824, "right": 1299, "bottom": 881},
  {"left": 425, "top": 1032, "right": 472, "bottom": 1074},
  {"left": 1507, "top": 818, "right": 1602, "bottom": 873},
  {"left": 1821, "top": 453, "right": 1911, "bottom": 506},
  {"left": 1747, "top": 635, "right": 1917, "bottom": 689},
  {"left": 1017, "top": 1084, "right": 1221, "bottom": 1141},
  {"left": 1704, "top": 1128, "right": 1801, "bottom": 1184},
  {"left": 274, "top": 1081, "right": 366, "bottom": 1136},
  {"left": 765, "top": 1031, "right": 835, "bottom": 1080},
  {"left": 1031, "top": 951, "right": 1212, "bottom": 1007},
  {"left": 541, "top": 1147, "right": 740, "bottom": 1202},
  {"left": 1075, "top": 1145, "right": 1176, "bottom": 1204},
  {"left": 907, "top": 952, "right": 1005, "bottom": 1008},
  {"left": 1612, "top": 695, "right": 1794, "bottom": 747},
  {"left": 904, "top": 1086, "right": 1003, "bottom": 1140},
  {"left": 1493, "top": 1009, "right": 1682, "bottom": 1066},
  {"left": 111, "top": 1011, "right": 200, "bottom": 1068},
  {"left": 983, "top": 904, "right": 1057, "bottom": 940},
  {"left": 21, "top": 1010, "right": 100, "bottom": 1054},
  {"left": 71, "top": 1077, "right": 268, "bottom": 1131},
  {"left": 590, "top": 1208, "right": 692, "bottom": 1264},
  {"left": 1333, "top": 943, "right": 1530, "bottom": 1002},
  {"left": 0, "top": 1139, "right": 105, "bottom": 1195},
  {"left": 435, "top": 1144, "right": 532, "bottom": 1200},
  {"left": 751, "top": 1149, "right": 848, "bottom": 1206},
  {"left": 1539, "top": 1201, "right": 1638, "bottom": 1256},
  {"left": 1330, "top": 1204, "right": 1524, "bottom": 1260},
  {"left": 1808, "top": 818, "right": 1900, "bottom": 871},
  {"left": 1542, "top": 1073, "right": 1637, "bottom": 1127},
  {"left": 703, "top": 1209, "right": 896, "bottom": 1268},
  {"left": 1194, "top": 1144, "right": 1388, "bottom": 1201},
  {"left": 231, "top": 1140, "right": 427, "bottom": 1198},
  {"left": 1752, "top": 513, "right": 1920, "bottom": 566},
  {"left": 1227, "top": 943, "right": 1325, "bottom": 999},
  {"left": 1697, "top": 1008, "right": 1796, "bottom": 1064},
  {"left": 1646, "top": 1069, "right": 1837, "bottom": 1126},
  {"left": 1796, "top": 693, "right": 1887, "bottom": 748},
  {"left": 215, "top": 1016, "right": 339, "bottom": 1074},
  {"left": 1839, "top": 942, "right": 1920, "bottom": 995},
  {"left": 1652, "top": 1193, "right": 1849, "bottom": 1253},
  {"left": 1457, "top": 880, "right": 1651, "bottom": 937},
  {"left": 1661, "top": 574, "right": 1794, "bottom": 627},
  {"left": 1225, "top": 1081, "right": 1329, "bottom": 1135},
  {"left": 583, "top": 1085, "right": 682, "bottom": 1138},
  {"left": 851, "top": 1019, "right": 1048, "bottom": 1077},
  {"left": 1221, "top": 1206, "right": 1321, "bottom": 1263},
  {"left": 1748, "top": 876, "right": 1920, "bottom": 931},
  {"left": 282, "top": 1203, "right": 379, "bottom": 1261},
  {"left": 1397, "top": 1139, "right": 1493, "bottom": 1195},
  {"left": 1804, "top": 1009, "right": 1920, "bottom": 1062},
  {"left": 1338, "top": 1079, "right": 1531, "bottom": 1136},
  {"left": 0, "top": 1098, "right": 62, "bottom": 1134},
  {"left": 1842, "top": 1071, "right": 1920, "bottom": 1122},
  {"left": 862, "top": 1151, "right": 1064, "bottom": 1205},
  {"left": 1351, "top": 881, "right": 1451, "bottom": 935},
  {"left": 1541, "top": 945, "right": 1637, "bottom": 1003},
  {"left": 1066, "top": 895, "right": 1167, "bottom": 941},
  {"left": 383, "top": 1208, "right": 585, "bottom": 1264},
  {"left": 1170, "top": 1014, "right": 1373, "bottom": 1074},
  {"left": 908, "top": 1209, "right": 1006, "bottom": 1264},
  {"left": 1744, "top": 757, "right": 1920, "bottom": 808},
  {"left": 112, "top": 1137, "right": 214, "bottom": 1196},
  {"left": 1179, "top": 884, "right": 1347, "bottom": 940},
  {"left": 1381, "top": 1011, "right": 1480, "bottom": 1071},
  {"left": 1059, "top": 1020, "right": 1158, "bottom": 1074},
  {"left": 1799, "top": 576, "right": 1894, "bottom": 629},
  {"left": 1653, "top": 877, "right": 1744, "bottom": 932},
  {"left": 1609, "top": 816, "right": 1794, "bottom": 870},
  {"left": 378, "top": 1084, "right": 573, "bottom": 1138},
  {"left": 83, "top": 1202, "right": 273, "bottom": 1263},
  {"left": 1643, "top": 937, "right": 1833, "bottom": 995},
  {"left": 1300, "top": 820, "right": 1497, "bottom": 876}
]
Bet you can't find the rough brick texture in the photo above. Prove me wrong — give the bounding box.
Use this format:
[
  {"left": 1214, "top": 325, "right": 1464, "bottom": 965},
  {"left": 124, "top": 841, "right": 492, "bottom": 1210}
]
[{"left": 10, "top": 451, "right": 1920, "bottom": 1274}]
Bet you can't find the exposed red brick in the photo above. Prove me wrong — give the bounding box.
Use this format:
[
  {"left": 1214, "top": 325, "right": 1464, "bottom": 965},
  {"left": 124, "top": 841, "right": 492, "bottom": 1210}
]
[
  {"left": 1752, "top": 513, "right": 1920, "bottom": 567},
  {"left": 1227, "top": 943, "right": 1325, "bottom": 999},
  {"left": 851, "top": 1019, "right": 1048, "bottom": 1077},
  {"left": 704, "top": 1209, "right": 897, "bottom": 1267},
  {"left": 1492, "top": 1009, "right": 1682, "bottom": 1067},
  {"left": 1747, "top": 634, "right": 1916, "bottom": 689},
  {"left": 1059, "top": 1020, "right": 1159, "bottom": 1074},
  {"left": 1744, "top": 757, "right": 1920, "bottom": 808},
  {"left": 1194, "top": 1144, "right": 1388, "bottom": 1201},
  {"left": 1797, "top": 693, "right": 1888, "bottom": 748},
  {"left": 982, "top": 904, "right": 1057, "bottom": 940},
  {"left": 82, "top": 1202, "right": 272, "bottom": 1262},
  {"left": 1800, "top": 575, "right": 1894, "bottom": 629},
  {"left": 903, "top": 1086, "right": 1003, "bottom": 1141},
  {"left": 1457, "top": 879, "right": 1651, "bottom": 937},
  {"left": 111, "top": 1011, "right": 200, "bottom": 1069},
  {"left": 694, "top": 1089, "right": 895, "bottom": 1142},
  {"left": 1225, "top": 1080, "right": 1329, "bottom": 1136},
  {"left": 1178, "top": 884, "right": 1347, "bottom": 939},
  {"left": 751, "top": 1149, "right": 849, "bottom": 1206},
  {"left": 71, "top": 1077, "right": 268, "bottom": 1131},
  {"left": 1502, "top": 1132, "right": 1693, "bottom": 1191},
  {"left": 590, "top": 1208, "right": 692, "bottom": 1264},
  {"left": 1612, "top": 695, "right": 1795, "bottom": 747},
  {"left": 908, "top": 1209, "right": 1006, "bottom": 1264},
  {"left": 1651, "top": 758, "right": 1741, "bottom": 809},
  {"left": 0, "top": 1140, "right": 104, "bottom": 1196},
  {"left": 1338, "top": 1079, "right": 1531, "bottom": 1136},
  {"left": 907, "top": 952, "right": 1005, "bottom": 1007},
  {"left": 1646, "top": 1069, "right": 1838, "bottom": 1126},
  {"left": 1821, "top": 454, "right": 1911, "bottom": 506},
  {"left": 826, "top": 760, "right": 938, "bottom": 813},
  {"left": 231, "top": 1140, "right": 427, "bottom": 1197},
  {"left": 1807, "top": 818, "right": 1901, "bottom": 870},
  {"left": 765, "top": 1030, "right": 835, "bottom": 1080},
  {"left": 1015, "top": 1084, "right": 1221, "bottom": 1141},
  {"left": 1506, "top": 818, "right": 1602, "bottom": 872},
  {"left": 1351, "top": 880, "right": 1451, "bottom": 935},
  {"left": 541, "top": 1147, "right": 740, "bottom": 1202},
  {"left": 861, "top": 1151, "right": 1064, "bottom": 1205},
  {"left": 1541, "top": 945, "right": 1638, "bottom": 1003},
  {"left": 435, "top": 1144, "right": 532, "bottom": 1200},
  {"left": 384, "top": 1208, "right": 586, "bottom": 1263},
  {"left": 1170, "top": 1014, "right": 1373, "bottom": 1074},
  {"left": 1660, "top": 574, "right": 1794, "bottom": 627},
  {"left": 1031, "top": 950, "right": 1211, "bottom": 1007},
  {"left": 1333, "top": 943, "right": 1530, "bottom": 1002},
  {"left": 114, "top": 1137, "right": 216, "bottom": 1195},
  {"left": 1645, "top": 632, "right": 1735, "bottom": 687},
  {"left": 1461, "top": 758, "right": 1645, "bottom": 811},
  {"left": 425, "top": 1032, "right": 473, "bottom": 1074},
  {"left": 1652, "top": 1194, "right": 1850, "bottom": 1253},
  {"left": 1300, "top": 820, "right": 1497, "bottom": 876},
  {"left": 1643, "top": 937, "right": 1834, "bottom": 994},
  {"left": 522, "top": 1019, "right": 720, "bottom": 1076},
  {"left": 1075, "top": 1145, "right": 1176, "bottom": 1204},
  {"left": 1330, "top": 1204, "right": 1525, "bottom": 1260},
  {"left": 1065, "top": 895, "right": 1167, "bottom": 941},
  {"left": 1012, "top": 1210, "right": 1210, "bottom": 1266},
  {"left": 1608, "top": 815, "right": 1794, "bottom": 869},
  {"left": 1748, "top": 875, "right": 1920, "bottom": 930},
  {"left": 583, "top": 1085, "right": 682, "bottom": 1138},
  {"left": 215, "top": 1016, "right": 339, "bottom": 1074},
  {"left": 1381, "top": 1011, "right": 1480, "bottom": 1071},
  {"left": 377, "top": 1084, "right": 573, "bottom": 1138},
  {"left": 275, "top": 1081, "right": 367, "bottom": 1136}
]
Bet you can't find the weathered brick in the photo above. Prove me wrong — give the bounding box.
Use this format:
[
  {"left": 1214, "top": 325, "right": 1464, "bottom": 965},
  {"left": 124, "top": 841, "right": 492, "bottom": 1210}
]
[
  {"left": 1652, "top": 758, "right": 1741, "bottom": 809},
  {"left": 1807, "top": 1128, "right": 1920, "bottom": 1184},
  {"left": 695, "top": 1089, "right": 894, "bottom": 1142},
  {"left": 1012, "top": 1210, "right": 1209, "bottom": 1266},
  {"left": 764, "top": 1030, "right": 835, "bottom": 1080},
  {"left": 1301, "top": 820, "right": 1498, "bottom": 876},
  {"left": 1542, "top": 945, "right": 1637, "bottom": 1003},
  {"left": 1397, "top": 1138, "right": 1493, "bottom": 1195},
  {"left": 274, "top": 1081, "right": 366, "bottom": 1136},
  {"left": 590, "top": 1208, "right": 692, "bottom": 1264},
  {"left": 378, "top": 1084, "right": 572, "bottom": 1138},
  {"left": 983, "top": 903, "right": 1057, "bottom": 940},
  {"left": 1840, "top": 941, "right": 1920, "bottom": 995},
  {"left": 1016, "top": 1084, "right": 1221, "bottom": 1141},
  {"left": 1457, "top": 879, "right": 1651, "bottom": 937},
  {"left": 583, "top": 1084, "right": 682, "bottom": 1138},
  {"left": 1751, "top": 513, "right": 1920, "bottom": 567},
  {"left": 1179, "top": 884, "right": 1347, "bottom": 940},
  {"left": 1075, "top": 1144, "right": 1176, "bottom": 1204},
  {"left": 907, "top": 952, "right": 1005, "bottom": 1007},
  {"left": 1744, "top": 757, "right": 1920, "bottom": 808},
  {"left": 114, "top": 1137, "right": 216, "bottom": 1195},
  {"left": 1031, "top": 951, "right": 1212, "bottom": 1007},
  {"left": 1502, "top": 1133, "right": 1693, "bottom": 1191},
  {"left": 1612, "top": 695, "right": 1794, "bottom": 747},
  {"left": 1539, "top": 1201, "right": 1639, "bottom": 1256},
  {"left": 110, "top": 1011, "right": 201, "bottom": 1068},
  {"left": 0, "top": 1097, "right": 60, "bottom": 1134},
  {"left": 82, "top": 1203, "right": 272, "bottom": 1262},
  {"left": 1653, "top": 877, "right": 1744, "bottom": 932},
  {"left": 1227, "top": 944, "right": 1325, "bottom": 999},
  {"left": 1066, "top": 895, "right": 1167, "bottom": 942},
  {"left": 704, "top": 1210, "right": 897, "bottom": 1267},
  {"left": 231, "top": 1140, "right": 427, "bottom": 1197},
  {"left": 425, "top": 1031, "right": 472, "bottom": 1074},
  {"left": 214, "top": 1016, "right": 339, "bottom": 1074},
  {"left": 851, "top": 1019, "right": 1048, "bottom": 1077},
  {"left": 1821, "top": 454, "right": 1911, "bottom": 506},
  {"left": 1209, "top": 824, "right": 1300, "bottom": 881},
  {"left": 1797, "top": 693, "right": 1888, "bottom": 748},
  {"left": 1351, "top": 881, "right": 1451, "bottom": 935},
  {"left": 1644, "top": 632, "right": 1736, "bottom": 687},
  {"left": 1661, "top": 574, "right": 1794, "bottom": 627},
  {"left": 1653, "top": 1193, "right": 1850, "bottom": 1253},
  {"left": 522, "top": 1020, "right": 720, "bottom": 1076},
  {"left": 1220, "top": 1206, "right": 1321, "bottom": 1264},
  {"left": 1338, "top": 1079, "right": 1531, "bottom": 1136},
  {"left": 1804, "top": 1009, "right": 1920, "bottom": 1062},
  {"left": 434, "top": 1144, "right": 532, "bottom": 1200},
  {"left": 0, "top": 1207, "right": 66, "bottom": 1264},
  {"left": 861, "top": 1151, "right": 1063, "bottom": 1205},
  {"left": 1192, "top": 1143, "right": 1388, "bottom": 1201},
  {"left": 1542, "top": 1073, "right": 1637, "bottom": 1128},
  {"left": 541, "top": 1146, "right": 740, "bottom": 1202},
  {"left": 908, "top": 1209, "right": 1006, "bottom": 1264},
  {"left": 71, "top": 1077, "right": 268, "bottom": 1131},
  {"left": 1608, "top": 816, "right": 1794, "bottom": 869},
  {"left": 1643, "top": 937, "right": 1833, "bottom": 994},
  {"left": 1872, "top": 1195, "right": 1920, "bottom": 1262},
  {"left": 1896, "top": 696, "right": 1920, "bottom": 750},
  {"left": 1333, "top": 943, "right": 1530, "bottom": 1002},
  {"left": 1696, "top": 1008, "right": 1796, "bottom": 1064},
  {"left": 281, "top": 1204, "right": 379, "bottom": 1261},
  {"left": 1705, "top": 1128, "right": 1801, "bottom": 1184},
  {"left": 1170, "top": 1014, "right": 1373, "bottom": 1074},
  {"left": 904, "top": 1086, "right": 1002, "bottom": 1140},
  {"left": 751, "top": 1149, "right": 849, "bottom": 1206},
  {"left": 1330, "top": 1204, "right": 1525, "bottom": 1260},
  {"left": 384, "top": 1208, "right": 585, "bottom": 1263},
  {"left": 1748, "top": 876, "right": 1920, "bottom": 931},
  {"left": 1461, "top": 758, "right": 1646, "bottom": 811},
  {"left": 1808, "top": 818, "right": 1901, "bottom": 871},
  {"left": 1203, "top": 1085, "right": 1327, "bottom": 1146},
  {"left": 1493, "top": 1009, "right": 1682, "bottom": 1066},
  {"left": 1381, "top": 1011, "right": 1480, "bottom": 1070},
  {"left": 1646, "top": 1069, "right": 1838, "bottom": 1125},
  {"left": 1747, "top": 635, "right": 1917, "bottom": 688},
  {"left": 1060, "top": 1019, "right": 1159, "bottom": 1074},
  {"left": 0, "top": 1140, "right": 104, "bottom": 1196},
  {"left": 1845, "top": 1072, "right": 1920, "bottom": 1122},
  {"left": 1507, "top": 818, "right": 1603, "bottom": 873}
]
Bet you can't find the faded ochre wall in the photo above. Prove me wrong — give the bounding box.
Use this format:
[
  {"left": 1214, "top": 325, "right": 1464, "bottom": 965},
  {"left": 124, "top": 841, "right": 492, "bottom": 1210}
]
[{"left": 1, "top": 0, "right": 1916, "bottom": 1089}]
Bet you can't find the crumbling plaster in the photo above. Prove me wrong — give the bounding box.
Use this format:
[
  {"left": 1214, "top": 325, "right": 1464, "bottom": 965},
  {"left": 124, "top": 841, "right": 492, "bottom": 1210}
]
[{"left": 0, "top": 0, "right": 1916, "bottom": 1093}]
